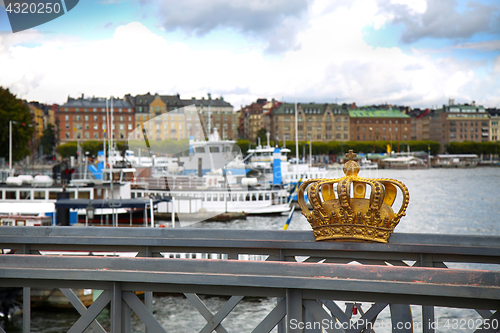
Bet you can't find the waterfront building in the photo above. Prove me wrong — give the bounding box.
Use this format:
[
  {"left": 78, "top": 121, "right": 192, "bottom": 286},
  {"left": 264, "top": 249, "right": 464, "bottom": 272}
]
[
  {"left": 57, "top": 95, "right": 135, "bottom": 144},
  {"left": 429, "top": 100, "right": 490, "bottom": 150},
  {"left": 185, "top": 94, "right": 236, "bottom": 140},
  {"left": 349, "top": 109, "right": 411, "bottom": 142},
  {"left": 409, "top": 108, "right": 432, "bottom": 141},
  {"left": 27, "top": 102, "right": 44, "bottom": 142},
  {"left": 127, "top": 93, "right": 184, "bottom": 141},
  {"left": 487, "top": 108, "right": 500, "bottom": 142},
  {"left": 240, "top": 99, "right": 267, "bottom": 141},
  {"left": 264, "top": 102, "right": 350, "bottom": 143}
]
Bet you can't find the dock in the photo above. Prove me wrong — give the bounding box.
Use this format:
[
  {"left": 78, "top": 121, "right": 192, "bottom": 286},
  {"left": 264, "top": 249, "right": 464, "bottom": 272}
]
[{"left": 154, "top": 211, "right": 247, "bottom": 222}]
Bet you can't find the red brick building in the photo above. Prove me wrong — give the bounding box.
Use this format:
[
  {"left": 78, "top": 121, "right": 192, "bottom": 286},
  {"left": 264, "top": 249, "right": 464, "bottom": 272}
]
[{"left": 57, "top": 95, "right": 135, "bottom": 143}]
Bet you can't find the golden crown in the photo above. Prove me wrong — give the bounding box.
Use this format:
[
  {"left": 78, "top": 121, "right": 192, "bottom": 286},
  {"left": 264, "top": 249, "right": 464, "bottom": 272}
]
[{"left": 297, "top": 150, "right": 409, "bottom": 243}]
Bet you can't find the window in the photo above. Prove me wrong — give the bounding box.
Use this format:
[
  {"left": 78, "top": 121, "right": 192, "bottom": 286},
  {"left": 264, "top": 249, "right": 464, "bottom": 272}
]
[
  {"left": 94, "top": 133, "right": 98, "bottom": 138},
  {"left": 65, "top": 115, "right": 69, "bottom": 121},
  {"left": 65, "top": 132, "right": 69, "bottom": 138},
  {"left": 76, "top": 115, "right": 80, "bottom": 121},
  {"left": 85, "top": 124, "right": 89, "bottom": 130},
  {"left": 93, "top": 124, "right": 98, "bottom": 130},
  {"left": 119, "top": 108, "right": 122, "bottom": 113},
  {"left": 65, "top": 124, "right": 69, "bottom": 129},
  {"left": 120, "top": 124, "right": 124, "bottom": 130},
  {"left": 94, "top": 116, "right": 97, "bottom": 121},
  {"left": 128, "top": 124, "right": 132, "bottom": 130}
]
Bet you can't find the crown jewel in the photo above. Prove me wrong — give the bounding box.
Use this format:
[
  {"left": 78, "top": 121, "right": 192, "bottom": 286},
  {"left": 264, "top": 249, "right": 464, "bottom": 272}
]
[{"left": 297, "top": 150, "right": 409, "bottom": 243}]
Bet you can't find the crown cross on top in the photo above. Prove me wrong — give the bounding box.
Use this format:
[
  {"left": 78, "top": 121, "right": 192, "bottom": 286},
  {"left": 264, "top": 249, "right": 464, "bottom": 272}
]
[{"left": 345, "top": 150, "right": 357, "bottom": 161}]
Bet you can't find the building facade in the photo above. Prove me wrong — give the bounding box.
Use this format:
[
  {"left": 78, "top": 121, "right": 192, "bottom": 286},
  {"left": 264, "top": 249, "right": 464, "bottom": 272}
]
[
  {"left": 349, "top": 109, "right": 411, "bottom": 142},
  {"left": 429, "top": 100, "right": 490, "bottom": 150},
  {"left": 266, "top": 103, "right": 350, "bottom": 143},
  {"left": 186, "top": 94, "right": 236, "bottom": 140},
  {"left": 240, "top": 99, "right": 267, "bottom": 141},
  {"left": 128, "top": 93, "right": 236, "bottom": 141},
  {"left": 488, "top": 109, "right": 500, "bottom": 142},
  {"left": 57, "top": 95, "right": 135, "bottom": 144}
]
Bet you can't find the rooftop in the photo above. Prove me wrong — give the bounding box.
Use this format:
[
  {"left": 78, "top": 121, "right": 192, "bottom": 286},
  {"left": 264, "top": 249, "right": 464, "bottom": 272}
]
[{"left": 349, "top": 109, "right": 410, "bottom": 118}]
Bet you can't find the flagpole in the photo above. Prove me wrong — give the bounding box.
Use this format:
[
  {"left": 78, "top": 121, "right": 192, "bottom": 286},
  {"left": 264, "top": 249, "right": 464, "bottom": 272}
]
[{"left": 295, "top": 89, "right": 298, "bottom": 166}]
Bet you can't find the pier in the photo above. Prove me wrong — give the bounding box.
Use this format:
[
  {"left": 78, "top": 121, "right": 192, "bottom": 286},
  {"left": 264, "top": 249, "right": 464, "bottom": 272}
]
[{"left": 0, "top": 227, "right": 499, "bottom": 333}]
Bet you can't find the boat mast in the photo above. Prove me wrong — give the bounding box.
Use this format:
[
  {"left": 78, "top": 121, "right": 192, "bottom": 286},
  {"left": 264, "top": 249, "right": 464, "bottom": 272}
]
[
  {"left": 104, "top": 98, "right": 107, "bottom": 173},
  {"left": 294, "top": 90, "right": 298, "bottom": 166}
]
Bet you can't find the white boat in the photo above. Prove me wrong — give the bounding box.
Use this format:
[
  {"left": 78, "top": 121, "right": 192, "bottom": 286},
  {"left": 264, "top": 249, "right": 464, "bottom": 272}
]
[
  {"left": 245, "top": 135, "right": 334, "bottom": 185},
  {"left": 179, "top": 128, "right": 243, "bottom": 176},
  {"left": 0, "top": 167, "right": 154, "bottom": 226},
  {"left": 435, "top": 154, "right": 479, "bottom": 168},
  {"left": 381, "top": 156, "right": 427, "bottom": 169},
  {"left": 0, "top": 202, "right": 55, "bottom": 226}
]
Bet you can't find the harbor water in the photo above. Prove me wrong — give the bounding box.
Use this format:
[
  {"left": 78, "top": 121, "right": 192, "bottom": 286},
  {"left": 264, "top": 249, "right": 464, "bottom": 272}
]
[{"left": 4, "top": 167, "right": 500, "bottom": 332}]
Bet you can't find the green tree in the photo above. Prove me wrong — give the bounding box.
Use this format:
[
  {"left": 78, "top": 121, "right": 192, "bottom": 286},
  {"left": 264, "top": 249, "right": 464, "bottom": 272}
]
[
  {"left": 40, "top": 123, "right": 56, "bottom": 155},
  {"left": 0, "top": 87, "right": 33, "bottom": 164}
]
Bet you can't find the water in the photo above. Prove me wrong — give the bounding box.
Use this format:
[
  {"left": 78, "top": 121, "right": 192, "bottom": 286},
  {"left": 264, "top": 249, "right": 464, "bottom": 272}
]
[{"left": 4, "top": 167, "right": 500, "bottom": 332}]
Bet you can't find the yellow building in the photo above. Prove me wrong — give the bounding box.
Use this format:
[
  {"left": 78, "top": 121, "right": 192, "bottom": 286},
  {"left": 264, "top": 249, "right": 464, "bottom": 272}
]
[{"left": 28, "top": 103, "right": 44, "bottom": 141}]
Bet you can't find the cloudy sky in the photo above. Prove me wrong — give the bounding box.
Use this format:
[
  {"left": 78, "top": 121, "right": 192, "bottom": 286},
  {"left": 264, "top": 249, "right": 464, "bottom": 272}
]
[{"left": 0, "top": 0, "right": 499, "bottom": 109}]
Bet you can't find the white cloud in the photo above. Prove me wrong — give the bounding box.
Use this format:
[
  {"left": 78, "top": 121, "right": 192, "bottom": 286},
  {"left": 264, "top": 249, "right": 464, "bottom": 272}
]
[{"left": 0, "top": 0, "right": 498, "bottom": 109}]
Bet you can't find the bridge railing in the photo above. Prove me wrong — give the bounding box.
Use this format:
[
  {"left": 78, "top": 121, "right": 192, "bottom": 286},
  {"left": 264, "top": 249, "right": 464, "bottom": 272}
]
[{"left": 0, "top": 227, "right": 499, "bottom": 333}]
